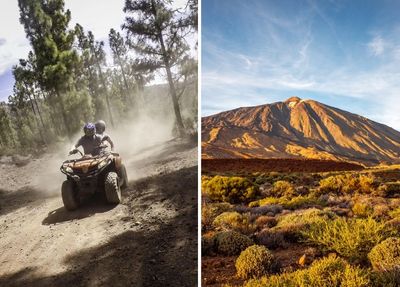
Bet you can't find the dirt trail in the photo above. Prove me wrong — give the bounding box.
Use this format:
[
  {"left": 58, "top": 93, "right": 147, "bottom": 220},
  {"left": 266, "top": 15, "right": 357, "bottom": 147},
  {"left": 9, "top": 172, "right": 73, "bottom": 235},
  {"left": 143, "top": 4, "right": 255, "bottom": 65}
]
[{"left": 0, "top": 138, "right": 198, "bottom": 287}]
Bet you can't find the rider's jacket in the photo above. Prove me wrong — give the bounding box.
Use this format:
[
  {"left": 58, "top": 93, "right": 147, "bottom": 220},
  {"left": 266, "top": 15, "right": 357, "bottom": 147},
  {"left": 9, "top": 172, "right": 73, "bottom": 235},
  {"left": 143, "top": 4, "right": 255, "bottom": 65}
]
[{"left": 74, "top": 134, "right": 103, "bottom": 155}]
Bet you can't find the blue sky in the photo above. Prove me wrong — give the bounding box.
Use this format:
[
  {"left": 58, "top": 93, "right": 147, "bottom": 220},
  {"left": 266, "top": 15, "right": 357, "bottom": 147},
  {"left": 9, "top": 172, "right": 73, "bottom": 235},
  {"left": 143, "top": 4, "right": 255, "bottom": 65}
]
[{"left": 202, "top": 0, "right": 400, "bottom": 130}]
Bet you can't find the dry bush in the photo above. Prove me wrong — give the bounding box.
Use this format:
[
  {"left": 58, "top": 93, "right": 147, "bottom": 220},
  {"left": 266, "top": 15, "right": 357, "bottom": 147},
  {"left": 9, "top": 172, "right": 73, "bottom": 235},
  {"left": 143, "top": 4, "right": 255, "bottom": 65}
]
[
  {"left": 250, "top": 195, "right": 325, "bottom": 210},
  {"left": 235, "top": 245, "right": 276, "bottom": 279},
  {"left": 319, "top": 173, "right": 376, "bottom": 195},
  {"left": 302, "top": 217, "right": 393, "bottom": 264},
  {"left": 202, "top": 175, "right": 258, "bottom": 203},
  {"left": 202, "top": 202, "right": 233, "bottom": 231},
  {"left": 368, "top": 237, "right": 400, "bottom": 273},
  {"left": 388, "top": 207, "right": 400, "bottom": 219},
  {"left": 244, "top": 255, "right": 371, "bottom": 287},
  {"left": 352, "top": 201, "right": 374, "bottom": 218},
  {"left": 255, "top": 215, "right": 277, "bottom": 230},
  {"left": 214, "top": 231, "right": 253, "bottom": 256},
  {"left": 255, "top": 228, "right": 287, "bottom": 249},
  {"left": 270, "top": 180, "right": 296, "bottom": 198},
  {"left": 251, "top": 204, "right": 283, "bottom": 216},
  {"left": 213, "top": 211, "right": 255, "bottom": 234},
  {"left": 277, "top": 208, "right": 336, "bottom": 227}
]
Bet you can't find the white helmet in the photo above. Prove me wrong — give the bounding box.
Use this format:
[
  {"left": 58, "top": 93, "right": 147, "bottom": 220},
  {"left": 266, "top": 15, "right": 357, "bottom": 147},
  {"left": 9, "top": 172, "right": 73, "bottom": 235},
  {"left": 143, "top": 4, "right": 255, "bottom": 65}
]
[{"left": 95, "top": 120, "right": 106, "bottom": 134}]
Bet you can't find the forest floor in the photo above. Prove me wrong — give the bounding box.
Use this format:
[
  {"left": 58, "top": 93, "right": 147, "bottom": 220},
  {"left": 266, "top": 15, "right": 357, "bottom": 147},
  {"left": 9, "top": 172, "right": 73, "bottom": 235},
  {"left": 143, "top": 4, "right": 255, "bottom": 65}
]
[{"left": 0, "top": 138, "right": 198, "bottom": 287}]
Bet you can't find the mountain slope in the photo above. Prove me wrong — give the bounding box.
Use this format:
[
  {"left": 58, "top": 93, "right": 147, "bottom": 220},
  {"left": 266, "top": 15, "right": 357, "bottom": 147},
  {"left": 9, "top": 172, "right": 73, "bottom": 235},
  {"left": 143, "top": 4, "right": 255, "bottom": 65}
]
[{"left": 202, "top": 97, "right": 400, "bottom": 165}]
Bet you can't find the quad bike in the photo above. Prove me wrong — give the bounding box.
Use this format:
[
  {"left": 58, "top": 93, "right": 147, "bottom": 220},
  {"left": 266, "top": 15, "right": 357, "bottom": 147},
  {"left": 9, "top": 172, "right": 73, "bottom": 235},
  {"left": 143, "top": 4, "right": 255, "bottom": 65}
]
[{"left": 60, "top": 146, "right": 128, "bottom": 211}]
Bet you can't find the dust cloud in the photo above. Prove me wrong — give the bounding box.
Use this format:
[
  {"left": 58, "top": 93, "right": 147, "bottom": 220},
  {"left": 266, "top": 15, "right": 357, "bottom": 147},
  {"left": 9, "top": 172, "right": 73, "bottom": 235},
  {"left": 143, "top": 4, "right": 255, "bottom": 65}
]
[{"left": 30, "top": 91, "right": 178, "bottom": 195}]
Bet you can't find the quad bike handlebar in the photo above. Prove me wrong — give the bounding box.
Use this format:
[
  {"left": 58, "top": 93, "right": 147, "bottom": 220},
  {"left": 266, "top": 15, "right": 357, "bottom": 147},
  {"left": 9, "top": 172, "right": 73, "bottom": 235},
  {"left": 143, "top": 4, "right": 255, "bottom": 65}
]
[{"left": 69, "top": 149, "right": 83, "bottom": 156}]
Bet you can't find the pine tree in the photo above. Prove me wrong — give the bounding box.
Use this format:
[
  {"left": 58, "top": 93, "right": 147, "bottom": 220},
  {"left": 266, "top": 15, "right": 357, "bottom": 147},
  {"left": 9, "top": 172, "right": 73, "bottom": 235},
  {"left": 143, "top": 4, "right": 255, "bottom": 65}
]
[
  {"left": 18, "top": 0, "right": 80, "bottom": 138},
  {"left": 123, "top": 0, "right": 192, "bottom": 136}
]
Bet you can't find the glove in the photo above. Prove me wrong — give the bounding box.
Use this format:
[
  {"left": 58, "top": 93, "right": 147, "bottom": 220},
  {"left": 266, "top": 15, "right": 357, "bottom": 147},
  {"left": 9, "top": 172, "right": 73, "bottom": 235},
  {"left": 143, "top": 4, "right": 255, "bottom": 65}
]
[{"left": 69, "top": 149, "right": 78, "bottom": 155}]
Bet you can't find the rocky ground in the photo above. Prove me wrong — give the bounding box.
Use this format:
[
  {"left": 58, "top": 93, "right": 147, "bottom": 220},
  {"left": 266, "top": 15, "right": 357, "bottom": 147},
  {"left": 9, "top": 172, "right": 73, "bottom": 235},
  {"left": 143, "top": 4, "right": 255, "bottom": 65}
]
[{"left": 0, "top": 138, "right": 198, "bottom": 287}]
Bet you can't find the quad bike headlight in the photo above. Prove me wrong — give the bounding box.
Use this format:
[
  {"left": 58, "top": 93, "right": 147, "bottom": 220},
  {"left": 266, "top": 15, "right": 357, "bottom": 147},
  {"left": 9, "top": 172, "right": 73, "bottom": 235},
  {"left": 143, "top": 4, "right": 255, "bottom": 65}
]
[
  {"left": 64, "top": 166, "right": 73, "bottom": 173},
  {"left": 98, "top": 160, "right": 108, "bottom": 169}
]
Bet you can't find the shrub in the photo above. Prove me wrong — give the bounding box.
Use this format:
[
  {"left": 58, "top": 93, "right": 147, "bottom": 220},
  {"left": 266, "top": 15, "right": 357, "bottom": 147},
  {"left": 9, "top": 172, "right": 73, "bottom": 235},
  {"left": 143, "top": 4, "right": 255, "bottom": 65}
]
[
  {"left": 372, "top": 271, "right": 400, "bottom": 287},
  {"left": 388, "top": 207, "right": 400, "bottom": 219},
  {"left": 251, "top": 195, "right": 325, "bottom": 210},
  {"left": 368, "top": 237, "right": 400, "bottom": 273},
  {"left": 303, "top": 217, "right": 392, "bottom": 263},
  {"left": 270, "top": 180, "right": 296, "bottom": 198},
  {"left": 319, "top": 174, "right": 376, "bottom": 195},
  {"left": 380, "top": 182, "right": 400, "bottom": 197},
  {"left": 235, "top": 245, "right": 275, "bottom": 279},
  {"left": 352, "top": 202, "right": 374, "bottom": 218},
  {"left": 250, "top": 204, "right": 283, "bottom": 215},
  {"left": 277, "top": 208, "right": 336, "bottom": 227},
  {"left": 255, "top": 215, "right": 277, "bottom": 230},
  {"left": 213, "top": 211, "right": 255, "bottom": 234},
  {"left": 214, "top": 231, "right": 253, "bottom": 255},
  {"left": 256, "top": 228, "right": 286, "bottom": 249},
  {"left": 202, "top": 202, "right": 233, "bottom": 231},
  {"left": 202, "top": 175, "right": 258, "bottom": 203},
  {"left": 268, "top": 208, "right": 337, "bottom": 243},
  {"left": 245, "top": 255, "right": 371, "bottom": 287}
]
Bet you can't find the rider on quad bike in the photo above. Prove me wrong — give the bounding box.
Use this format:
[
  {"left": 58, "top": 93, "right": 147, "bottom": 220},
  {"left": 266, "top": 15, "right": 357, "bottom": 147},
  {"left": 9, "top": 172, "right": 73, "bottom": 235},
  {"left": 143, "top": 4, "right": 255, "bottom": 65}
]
[
  {"left": 61, "top": 123, "right": 128, "bottom": 211},
  {"left": 69, "top": 123, "right": 103, "bottom": 156}
]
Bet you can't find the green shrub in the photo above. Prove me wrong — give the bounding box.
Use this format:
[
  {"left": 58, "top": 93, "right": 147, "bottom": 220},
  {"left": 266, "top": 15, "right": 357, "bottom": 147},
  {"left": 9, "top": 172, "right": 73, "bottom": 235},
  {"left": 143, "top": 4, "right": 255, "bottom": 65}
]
[
  {"left": 319, "top": 174, "right": 375, "bottom": 195},
  {"left": 277, "top": 208, "right": 336, "bottom": 227},
  {"left": 213, "top": 211, "right": 255, "bottom": 234},
  {"left": 368, "top": 237, "right": 400, "bottom": 273},
  {"left": 268, "top": 208, "right": 337, "bottom": 243},
  {"left": 235, "top": 245, "right": 275, "bottom": 279},
  {"left": 303, "top": 217, "right": 392, "bottom": 263},
  {"left": 271, "top": 180, "right": 296, "bottom": 198},
  {"left": 202, "top": 202, "right": 233, "bottom": 231},
  {"left": 214, "top": 231, "right": 253, "bottom": 255},
  {"left": 388, "top": 207, "right": 400, "bottom": 219},
  {"left": 352, "top": 202, "right": 374, "bottom": 218},
  {"left": 372, "top": 270, "right": 400, "bottom": 287},
  {"left": 202, "top": 175, "right": 258, "bottom": 203},
  {"left": 250, "top": 195, "right": 325, "bottom": 210},
  {"left": 245, "top": 255, "right": 371, "bottom": 287}
]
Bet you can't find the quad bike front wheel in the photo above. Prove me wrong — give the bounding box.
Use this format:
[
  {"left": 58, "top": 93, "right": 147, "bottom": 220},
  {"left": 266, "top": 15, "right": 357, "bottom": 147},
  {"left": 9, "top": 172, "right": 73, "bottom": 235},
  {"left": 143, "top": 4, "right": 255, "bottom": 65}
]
[
  {"left": 62, "top": 180, "right": 79, "bottom": 210},
  {"left": 105, "top": 172, "right": 121, "bottom": 204}
]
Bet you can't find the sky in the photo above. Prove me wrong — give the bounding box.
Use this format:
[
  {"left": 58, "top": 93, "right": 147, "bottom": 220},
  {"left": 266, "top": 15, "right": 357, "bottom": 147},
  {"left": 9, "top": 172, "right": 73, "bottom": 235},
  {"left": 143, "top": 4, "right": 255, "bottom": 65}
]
[
  {"left": 202, "top": 0, "right": 400, "bottom": 130},
  {"left": 0, "top": 0, "right": 190, "bottom": 103}
]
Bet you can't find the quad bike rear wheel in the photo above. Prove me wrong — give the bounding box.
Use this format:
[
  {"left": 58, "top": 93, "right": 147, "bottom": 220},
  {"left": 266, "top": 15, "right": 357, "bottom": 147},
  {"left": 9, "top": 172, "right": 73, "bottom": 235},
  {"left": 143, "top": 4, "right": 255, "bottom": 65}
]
[
  {"left": 62, "top": 180, "right": 79, "bottom": 210},
  {"left": 120, "top": 164, "right": 128, "bottom": 189},
  {"left": 105, "top": 172, "right": 121, "bottom": 204}
]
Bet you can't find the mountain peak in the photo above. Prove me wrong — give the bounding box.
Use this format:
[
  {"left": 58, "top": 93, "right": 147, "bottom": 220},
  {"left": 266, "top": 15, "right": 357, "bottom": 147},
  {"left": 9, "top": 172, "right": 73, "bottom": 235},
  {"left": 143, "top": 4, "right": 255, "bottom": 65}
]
[
  {"left": 285, "top": 96, "right": 302, "bottom": 108},
  {"left": 202, "top": 98, "right": 400, "bottom": 165},
  {"left": 285, "top": 96, "right": 302, "bottom": 103}
]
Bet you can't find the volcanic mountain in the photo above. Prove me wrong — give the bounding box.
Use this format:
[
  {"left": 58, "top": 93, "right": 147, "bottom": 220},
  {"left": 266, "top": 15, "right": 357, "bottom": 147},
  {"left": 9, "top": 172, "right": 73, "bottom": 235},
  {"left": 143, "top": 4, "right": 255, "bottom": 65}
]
[{"left": 202, "top": 97, "right": 400, "bottom": 165}]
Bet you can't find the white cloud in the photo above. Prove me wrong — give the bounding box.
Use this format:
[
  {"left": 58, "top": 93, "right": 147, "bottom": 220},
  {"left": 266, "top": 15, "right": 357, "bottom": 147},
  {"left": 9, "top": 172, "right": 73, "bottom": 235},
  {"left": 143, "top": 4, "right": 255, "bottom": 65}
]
[
  {"left": 0, "top": 1, "right": 30, "bottom": 75},
  {"left": 368, "top": 35, "right": 385, "bottom": 56}
]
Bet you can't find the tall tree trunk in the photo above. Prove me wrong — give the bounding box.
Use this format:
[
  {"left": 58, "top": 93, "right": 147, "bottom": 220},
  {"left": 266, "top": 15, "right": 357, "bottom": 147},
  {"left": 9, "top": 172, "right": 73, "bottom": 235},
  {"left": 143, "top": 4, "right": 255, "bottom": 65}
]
[
  {"left": 158, "top": 32, "right": 185, "bottom": 137},
  {"left": 94, "top": 57, "right": 114, "bottom": 127},
  {"left": 117, "top": 55, "right": 133, "bottom": 105},
  {"left": 32, "top": 93, "right": 47, "bottom": 131},
  {"left": 27, "top": 93, "right": 46, "bottom": 145},
  {"left": 55, "top": 89, "right": 72, "bottom": 139}
]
